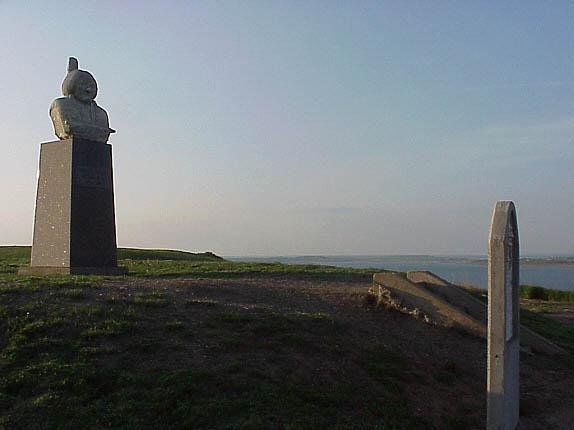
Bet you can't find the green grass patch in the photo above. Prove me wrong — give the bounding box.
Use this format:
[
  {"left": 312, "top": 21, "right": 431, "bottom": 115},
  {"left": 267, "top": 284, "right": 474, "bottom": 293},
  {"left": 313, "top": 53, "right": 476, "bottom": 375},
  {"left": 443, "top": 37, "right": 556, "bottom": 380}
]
[
  {"left": 296, "top": 311, "right": 335, "bottom": 322},
  {"left": 1, "top": 245, "right": 381, "bottom": 282},
  {"left": 0, "top": 246, "right": 30, "bottom": 261},
  {"left": 458, "top": 284, "right": 574, "bottom": 305},
  {"left": 521, "top": 301, "right": 567, "bottom": 314},
  {"left": 81, "top": 319, "right": 134, "bottom": 338},
  {"left": 520, "top": 284, "right": 574, "bottom": 302},
  {"left": 13, "top": 275, "right": 98, "bottom": 291},
  {"left": 70, "top": 304, "right": 106, "bottom": 319},
  {"left": 55, "top": 288, "right": 86, "bottom": 300},
  {"left": 117, "top": 247, "right": 223, "bottom": 261},
  {"left": 122, "top": 259, "right": 376, "bottom": 280},
  {"left": 18, "top": 318, "right": 68, "bottom": 337},
  {"left": 78, "top": 345, "right": 117, "bottom": 356},
  {"left": 366, "top": 346, "right": 408, "bottom": 385},
  {"left": 0, "top": 246, "right": 222, "bottom": 263},
  {"left": 0, "top": 276, "right": 431, "bottom": 429},
  {"left": 213, "top": 312, "right": 256, "bottom": 324},
  {"left": 185, "top": 298, "right": 218, "bottom": 307},
  {"left": 132, "top": 292, "right": 169, "bottom": 307},
  {"left": 462, "top": 285, "right": 574, "bottom": 352},
  {"left": 0, "top": 247, "right": 523, "bottom": 428},
  {"left": 164, "top": 320, "right": 185, "bottom": 331},
  {"left": 0, "top": 284, "right": 23, "bottom": 294},
  {"left": 520, "top": 309, "right": 574, "bottom": 353},
  {"left": 202, "top": 309, "right": 344, "bottom": 356},
  {"left": 0, "top": 246, "right": 29, "bottom": 275},
  {"left": 433, "top": 360, "right": 461, "bottom": 385}
]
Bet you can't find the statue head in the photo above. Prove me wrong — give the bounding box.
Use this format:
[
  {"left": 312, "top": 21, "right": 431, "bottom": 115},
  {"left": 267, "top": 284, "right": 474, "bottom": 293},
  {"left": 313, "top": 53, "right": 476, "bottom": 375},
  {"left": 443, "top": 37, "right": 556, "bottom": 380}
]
[
  {"left": 50, "top": 57, "right": 115, "bottom": 143},
  {"left": 61, "top": 57, "right": 98, "bottom": 103}
]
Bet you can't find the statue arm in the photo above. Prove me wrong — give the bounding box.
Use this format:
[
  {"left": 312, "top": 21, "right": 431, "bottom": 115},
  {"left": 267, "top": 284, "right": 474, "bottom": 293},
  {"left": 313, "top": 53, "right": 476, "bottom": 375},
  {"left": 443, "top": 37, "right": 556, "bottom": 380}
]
[{"left": 49, "top": 100, "right": 72, "bottom": 139}]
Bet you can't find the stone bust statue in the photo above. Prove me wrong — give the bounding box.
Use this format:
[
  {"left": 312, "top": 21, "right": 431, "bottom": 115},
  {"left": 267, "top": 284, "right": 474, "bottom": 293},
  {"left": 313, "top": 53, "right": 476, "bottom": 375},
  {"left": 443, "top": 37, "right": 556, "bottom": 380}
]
[{"left": 50, "top": 57, "right": 115, "bottom": 143}]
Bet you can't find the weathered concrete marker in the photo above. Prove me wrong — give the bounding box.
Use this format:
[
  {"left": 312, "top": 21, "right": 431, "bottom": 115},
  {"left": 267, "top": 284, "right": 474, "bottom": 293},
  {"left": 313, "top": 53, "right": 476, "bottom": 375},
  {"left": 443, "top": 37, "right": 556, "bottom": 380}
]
[{"left": 487, "top": 201, "right": 520, "bottom": 430}]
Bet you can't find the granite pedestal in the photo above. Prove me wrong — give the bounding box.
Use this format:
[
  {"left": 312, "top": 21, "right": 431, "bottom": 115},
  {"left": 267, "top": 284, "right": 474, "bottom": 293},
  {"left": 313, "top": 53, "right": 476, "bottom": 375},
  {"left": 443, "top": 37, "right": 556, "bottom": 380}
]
[{"left": 19, "top": 137, "right": 126, "bottom": 275}]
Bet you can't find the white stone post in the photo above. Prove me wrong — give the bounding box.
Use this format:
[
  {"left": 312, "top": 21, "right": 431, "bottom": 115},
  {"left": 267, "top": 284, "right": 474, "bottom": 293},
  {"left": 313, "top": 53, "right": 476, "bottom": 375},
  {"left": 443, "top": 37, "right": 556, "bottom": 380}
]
[{"left": 487, "top": 201, "right": 520, "bottom": 430}]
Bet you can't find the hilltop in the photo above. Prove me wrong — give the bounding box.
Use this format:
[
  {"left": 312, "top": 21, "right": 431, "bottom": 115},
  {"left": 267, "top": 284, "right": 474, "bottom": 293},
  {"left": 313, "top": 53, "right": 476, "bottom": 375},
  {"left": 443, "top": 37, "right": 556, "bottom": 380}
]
[
  {"left": 0, "top": 246, "right": 223, "bottom": 264},
  {"left": 0, "top": 247, "right": 573, "bottom": 429}
]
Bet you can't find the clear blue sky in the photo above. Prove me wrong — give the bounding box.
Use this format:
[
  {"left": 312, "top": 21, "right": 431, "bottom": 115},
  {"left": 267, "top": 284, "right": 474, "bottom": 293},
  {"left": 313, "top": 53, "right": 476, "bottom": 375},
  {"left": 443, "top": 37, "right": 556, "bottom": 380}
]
[{"left": 1, "top": 1, "right": 573, "bottom": 256}]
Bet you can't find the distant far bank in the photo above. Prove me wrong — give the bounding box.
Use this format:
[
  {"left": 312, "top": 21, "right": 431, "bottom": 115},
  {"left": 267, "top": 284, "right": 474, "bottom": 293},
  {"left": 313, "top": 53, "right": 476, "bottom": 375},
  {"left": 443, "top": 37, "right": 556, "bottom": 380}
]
[{"left": 227, "top": 254, "right": 574, "bottom": 266}]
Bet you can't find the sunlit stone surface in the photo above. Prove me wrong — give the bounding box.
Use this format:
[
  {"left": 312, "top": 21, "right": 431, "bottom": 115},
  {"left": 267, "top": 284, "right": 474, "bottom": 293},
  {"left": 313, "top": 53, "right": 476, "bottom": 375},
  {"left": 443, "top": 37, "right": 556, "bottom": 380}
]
[{"left": 50, "top": 57, "right": 115, "bottom": 143}]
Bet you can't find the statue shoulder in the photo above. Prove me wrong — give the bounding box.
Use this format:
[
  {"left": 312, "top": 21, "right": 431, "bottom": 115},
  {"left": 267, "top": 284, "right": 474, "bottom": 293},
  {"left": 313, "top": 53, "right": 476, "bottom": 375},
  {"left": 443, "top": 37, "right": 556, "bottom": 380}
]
[
  {"left": 50, "top": 96, "right": 74, "bottom": 113},
  {"left": 94, "top": 102, "right": 109, "bottom": 117}
]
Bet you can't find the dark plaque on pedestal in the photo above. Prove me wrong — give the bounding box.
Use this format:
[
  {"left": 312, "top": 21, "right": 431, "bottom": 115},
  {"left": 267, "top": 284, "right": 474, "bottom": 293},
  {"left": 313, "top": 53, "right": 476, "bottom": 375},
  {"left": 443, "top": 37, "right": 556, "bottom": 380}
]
[{"left": 19, "top": 57, "right": 125, "bottom": 275}]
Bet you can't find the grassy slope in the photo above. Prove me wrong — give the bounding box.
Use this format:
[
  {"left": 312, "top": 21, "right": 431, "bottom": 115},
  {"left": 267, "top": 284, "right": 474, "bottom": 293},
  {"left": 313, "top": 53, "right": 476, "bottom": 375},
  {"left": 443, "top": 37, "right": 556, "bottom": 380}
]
[
  {"left": 0, "top": 246, "right": 379, "bottom": 281},
  {"left": 1, "top": 247, "right": 573, "bottom": 429},
  {"left": 0, "top": 283, "right": 424, "bottom": 429},
  {"left": 463, "top": 285, "right": 574, "bottom": 353},
  {"left": 0, "top": 246, "right": 222, "bottom": 264},
  {"left": 0, "top": 248, "right": 412, "bottom": 429},
  {"left": 0, "top": 269, "right": 424, "bottom": 428}
]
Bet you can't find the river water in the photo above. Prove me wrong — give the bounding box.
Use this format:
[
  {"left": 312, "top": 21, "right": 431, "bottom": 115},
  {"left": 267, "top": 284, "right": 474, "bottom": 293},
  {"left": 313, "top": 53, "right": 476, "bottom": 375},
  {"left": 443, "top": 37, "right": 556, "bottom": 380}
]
[{"left": 228, "top": 255, "right": 574, "bottom": 291}]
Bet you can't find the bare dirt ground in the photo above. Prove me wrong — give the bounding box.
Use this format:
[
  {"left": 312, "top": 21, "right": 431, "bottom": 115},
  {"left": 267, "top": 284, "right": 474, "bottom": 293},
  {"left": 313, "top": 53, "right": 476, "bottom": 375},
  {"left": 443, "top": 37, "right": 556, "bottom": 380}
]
[{"left": 94, "top": 276, "right": 574, "bottom": 429}]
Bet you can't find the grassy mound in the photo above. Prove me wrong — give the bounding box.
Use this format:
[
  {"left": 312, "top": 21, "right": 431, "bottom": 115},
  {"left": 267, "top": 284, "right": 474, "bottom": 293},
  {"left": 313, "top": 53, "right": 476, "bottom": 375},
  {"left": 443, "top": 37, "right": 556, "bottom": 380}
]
[
  {"left": 0, "top": 246, "right": 379, "bottom": 281},
  {"left": 117, "top": 247, "right": 223, "bottom": 261},
  {"left": 0, "top": 278, "right": 430, "bottom": 429},
  {"left": 0, "top": 246, "right": 222, "bottom": 264},
  {"left": 1, "top": 247, "right": 573, "bottom": 428}
]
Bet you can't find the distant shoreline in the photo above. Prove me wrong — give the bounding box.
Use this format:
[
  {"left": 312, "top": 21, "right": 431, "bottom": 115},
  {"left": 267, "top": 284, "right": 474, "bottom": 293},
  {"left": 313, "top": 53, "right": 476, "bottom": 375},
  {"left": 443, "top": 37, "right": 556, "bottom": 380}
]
[
  {"left": 522, "top": 258, "right": 574, "bottom": 266},
  {"left": 228, "top": 254, "right": 574, "bottom": 267},
  {"left": 465, "top": 258, "right": 574, "bottom": 267}
]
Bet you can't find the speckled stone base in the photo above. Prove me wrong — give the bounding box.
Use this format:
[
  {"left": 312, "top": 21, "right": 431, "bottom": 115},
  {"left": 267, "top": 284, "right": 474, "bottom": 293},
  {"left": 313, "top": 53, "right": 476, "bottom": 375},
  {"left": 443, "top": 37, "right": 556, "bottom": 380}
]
[{"left": 29, "top": 138, "right": 120, "bottom": 269}]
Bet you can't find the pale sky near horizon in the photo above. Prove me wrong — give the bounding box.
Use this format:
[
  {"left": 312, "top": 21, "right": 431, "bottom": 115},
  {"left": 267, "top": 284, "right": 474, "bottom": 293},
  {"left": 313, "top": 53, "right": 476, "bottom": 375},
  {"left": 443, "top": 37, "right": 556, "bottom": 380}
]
[{"left": 1, "top": 1, "right": 573, "bottom": 256}]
